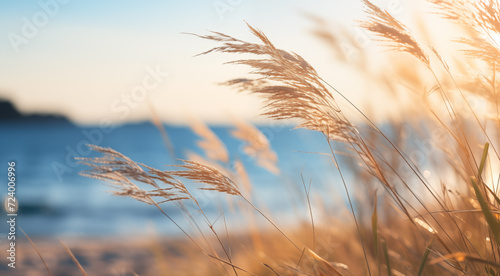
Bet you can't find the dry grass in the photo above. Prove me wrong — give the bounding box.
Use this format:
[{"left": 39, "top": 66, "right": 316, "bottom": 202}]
[
  {"left": 190, "top": 117, "right": 229, "bottom": 163},
  {"left": 70, "top": 0, "right": 500, "bottom": 275},
  {"left": 231, "top": 119, "right": 279, "bottom": 174}
]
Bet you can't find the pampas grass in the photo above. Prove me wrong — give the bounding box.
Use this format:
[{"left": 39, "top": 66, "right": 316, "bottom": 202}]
[
  {"left": 231, "top": 119, "right": 279, "bottom": 174},
  {"left": 360, "top": 0, "right": 430, "bottom": 67},
  {"left": 190, "top": 117, "right": 229, "bottom": 163},
  {"left": 75, "top": 0, "right": 500, "bottom": 275}
]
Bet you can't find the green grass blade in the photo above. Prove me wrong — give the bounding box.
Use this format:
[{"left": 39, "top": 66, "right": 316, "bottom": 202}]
[
  {"left": 471, "top": 177, "right": 500, "bottom": 246},
  {"left": 484, "top": 183, "right": 500, "bottom": 207},
  {"left": 382, "top": 239, "right": 392, "bottom": 276},
  {"left": 417, "top": 239, "right": 433, "bottom": 276},
  {"left": 478, "top": 143, "right": 489, "bottom": 179},
  {"left": 471, "top": 143, "right": 500, "bottom": 246},
  {"left": 485, "top": 266, "right": 496, "bottom": 276}
]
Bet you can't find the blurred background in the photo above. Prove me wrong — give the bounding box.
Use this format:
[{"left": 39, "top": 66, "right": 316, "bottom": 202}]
[
  {"left": 0, "top": 2, "right": 442, "bottom": 273},
  {"left": 0, "top": 0, "right": 397, "bottom": 239},
  {"left": 0, "top": 0, "right": 464, "bottom": 274}
]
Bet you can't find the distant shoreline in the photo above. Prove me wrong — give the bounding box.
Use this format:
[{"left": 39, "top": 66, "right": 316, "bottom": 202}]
[{"left": 0, "top": 100, "right": 71, "bottom": 123}]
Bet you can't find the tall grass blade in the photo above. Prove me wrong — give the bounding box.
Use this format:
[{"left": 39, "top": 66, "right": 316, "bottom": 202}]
[
  {"left": 471, "top": 177, "right": 500, "bottom": 245},
  {"left": 60, "top": 239, "right": 88, "bottom": 276},
  {"left": 471, "top": 143, "right": 500, "bottom": 246},
  {"left": 478, "top": 143, "right": 490, "bottom": 179},
  {"left": 372, "top": 192, "right": 380, "bottom": 275},
  {"left": 20, "top": 227, "right": 53, "bottom": 276},
  {"left": 485, "top": 184, "right": 500, "bottom": 207},
  {"left": 371, "top": 192, "right": 378, "bottom": 256},
  {"left": 417, "top": 239, "right": 433, "bottom": 276}
]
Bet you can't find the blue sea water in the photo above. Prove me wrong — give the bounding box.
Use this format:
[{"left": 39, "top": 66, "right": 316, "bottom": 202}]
[{"left": 0, "top": 120, "right": 347, "bottom": 238}]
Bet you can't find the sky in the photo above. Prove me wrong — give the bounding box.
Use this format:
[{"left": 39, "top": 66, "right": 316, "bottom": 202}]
[{"left": 0, "top": 0, "right": 417, "bottom": 125}]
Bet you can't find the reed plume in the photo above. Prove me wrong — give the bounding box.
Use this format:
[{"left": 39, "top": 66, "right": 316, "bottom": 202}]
[
  {"left": 198, "top": 24, "right": 381, "bottom": 170},
  {"left": 360, "top": 0, "right": 430, "bottom": 67},
  {"left": 429, "top": 0, "right": 500, "bottom": 34},
  {"left": 190, "top": 117, "right": 229, "bottom": 163},
  {"left": 79, "top": 145, "right": 191, "bottom": 204},
  {"left": 198, "top": 23, "right": 404, "bottom": 215},
  {"left": 167, "top": 160, "right": 241, "bottom": 196},
  {"left": 429, "top": 0, "right": 500, "bottom": 70},
  {"left": 231, "top": 119, "right": 279, "bottom": 174}
]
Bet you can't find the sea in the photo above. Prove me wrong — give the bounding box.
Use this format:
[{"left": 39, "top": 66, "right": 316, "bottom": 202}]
[{"left": 0, "top": 119, "right": 352, "bottom": 238}]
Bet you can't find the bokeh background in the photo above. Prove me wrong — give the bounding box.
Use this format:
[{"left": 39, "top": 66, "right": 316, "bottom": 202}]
[
  {"left": 0, "top": 0, "right": 400, "bottom": 237},
  {"left": 0, "top": 0, "right": 429, "bottom": 274}
]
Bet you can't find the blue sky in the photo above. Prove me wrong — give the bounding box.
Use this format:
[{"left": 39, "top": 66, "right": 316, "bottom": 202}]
[{"left": 0, "top": 0, "right": 410, "bottom": 125}]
